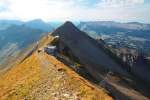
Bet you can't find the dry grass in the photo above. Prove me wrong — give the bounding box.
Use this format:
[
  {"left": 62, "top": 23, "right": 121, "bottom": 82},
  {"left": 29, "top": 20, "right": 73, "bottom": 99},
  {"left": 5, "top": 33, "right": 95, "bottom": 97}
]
[
  {"left": 0, "top": 35, "right": 112, "bottom": 100},
  {"left": 0, "top": 35, "right": 54, "bottom": 99},
  {"left": 0, "top": 52, "right": 112, "bottom": 100},
  {"left": 0, "top": 53, "right": 40, "bottom": 100}
]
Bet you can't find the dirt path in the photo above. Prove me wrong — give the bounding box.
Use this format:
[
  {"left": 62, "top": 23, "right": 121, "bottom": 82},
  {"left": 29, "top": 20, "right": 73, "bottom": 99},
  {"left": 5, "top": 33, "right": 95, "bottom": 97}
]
[
  {"left": 28, "top": 52, "right": 112, "bottom": 100},
  {"left": 0, "top": 51, "right": 112, "bottom": 100},
  {"left": 29, "top": 52, "right": 78, "bottom": 100}
]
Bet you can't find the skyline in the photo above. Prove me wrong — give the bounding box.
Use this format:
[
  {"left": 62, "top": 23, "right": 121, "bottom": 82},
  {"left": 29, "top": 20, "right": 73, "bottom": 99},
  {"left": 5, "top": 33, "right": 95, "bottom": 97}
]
[{"left": 0, "top": 0, "right": 150, "bottom": 23}]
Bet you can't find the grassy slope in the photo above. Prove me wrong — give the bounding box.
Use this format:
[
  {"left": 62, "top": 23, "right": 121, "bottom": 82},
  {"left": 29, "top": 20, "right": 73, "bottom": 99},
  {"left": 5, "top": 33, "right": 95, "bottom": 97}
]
[
  {"left": 0, "top": 35, "right": 112, "bottom": 100},
  {"left": 0, "top": 53, "right": 40, "bottom": 99}
]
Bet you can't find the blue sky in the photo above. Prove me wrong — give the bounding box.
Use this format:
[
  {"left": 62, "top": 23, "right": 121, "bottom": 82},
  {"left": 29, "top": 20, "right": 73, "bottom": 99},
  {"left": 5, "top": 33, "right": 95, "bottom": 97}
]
[{"left": 0, "top": 0, "right": 150, "bottom": 23}]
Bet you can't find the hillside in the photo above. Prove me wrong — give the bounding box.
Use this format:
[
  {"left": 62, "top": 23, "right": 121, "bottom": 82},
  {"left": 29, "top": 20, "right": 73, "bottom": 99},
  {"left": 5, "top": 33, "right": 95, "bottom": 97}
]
[
  {"left": 0, "top": 35, "right": 112, "bottom": 100},
  {"left": 52, "top": 21, "right": 130, "bottom": 78},
  {"left": 0, "top": 43, "right": 38, "bottom": 73},
  {"left": 0, "top": 25, "right": 44, "bottom": 69}
]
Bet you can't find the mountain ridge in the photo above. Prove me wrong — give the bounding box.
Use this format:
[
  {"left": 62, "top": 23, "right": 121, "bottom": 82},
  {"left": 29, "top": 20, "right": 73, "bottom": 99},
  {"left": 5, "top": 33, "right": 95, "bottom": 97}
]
[
  {"left": 51, "top": 21, "right": 150, "bottom": 100},
  {"left": 0, "top": 21, "right": 150, "bottom": 100},
  {"left": 0, "top": 34, "right": 112, "bottom": 100},
  {"left": 52, "top": 21, "right": 131, "bottom": 78}
]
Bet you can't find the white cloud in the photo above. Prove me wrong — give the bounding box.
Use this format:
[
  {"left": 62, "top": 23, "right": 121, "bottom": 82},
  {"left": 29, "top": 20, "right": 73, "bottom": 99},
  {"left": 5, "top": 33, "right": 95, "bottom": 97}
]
[
  {"left": 0, "top": 0, "right": 75, "bottom": 21},
  {"left": 98, "top": 0, "right": 144, "bottom": 7},
  {"left": 0, "top": 0, "right": 149, "bottom": 23}
]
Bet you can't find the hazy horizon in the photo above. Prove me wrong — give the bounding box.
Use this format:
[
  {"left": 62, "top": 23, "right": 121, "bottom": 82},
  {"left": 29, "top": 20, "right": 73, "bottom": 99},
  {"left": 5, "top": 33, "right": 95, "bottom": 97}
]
[{"left": 0, "top": 18, "right": 150, "bottom": 24}]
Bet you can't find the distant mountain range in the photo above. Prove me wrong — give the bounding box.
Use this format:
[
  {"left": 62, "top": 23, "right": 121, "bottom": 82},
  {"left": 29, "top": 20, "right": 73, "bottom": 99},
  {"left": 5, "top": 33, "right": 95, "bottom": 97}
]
[
  {"left": 24, "top": 19, "right": 54, "bottom": 32},
  {"left": 1, "top": 19, "right": 150, "bottom": 67},
  {"left": 0, "top": 20, "right": 23, "bottom": 30},
  {"left": 0, "top": 19, "right": 54, "bottom": 67},
  {"left": 78, "top": 21, "right": 150, "bottom": 55},
  {"left": 0, "top": 19, "right": 54, "bottom": 32},
  {"left": 0, "top": 25, "right": 44, "bottom": 48},
  {"left": 78, "top": 21, "right": 150, "bottom": 39}
]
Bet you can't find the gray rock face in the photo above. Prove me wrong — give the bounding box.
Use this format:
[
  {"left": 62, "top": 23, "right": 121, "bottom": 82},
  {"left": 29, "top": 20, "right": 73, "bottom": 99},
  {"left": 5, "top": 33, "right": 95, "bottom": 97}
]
[{"left": 52, "top": 21, "right": 131, "bottom": 81}]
